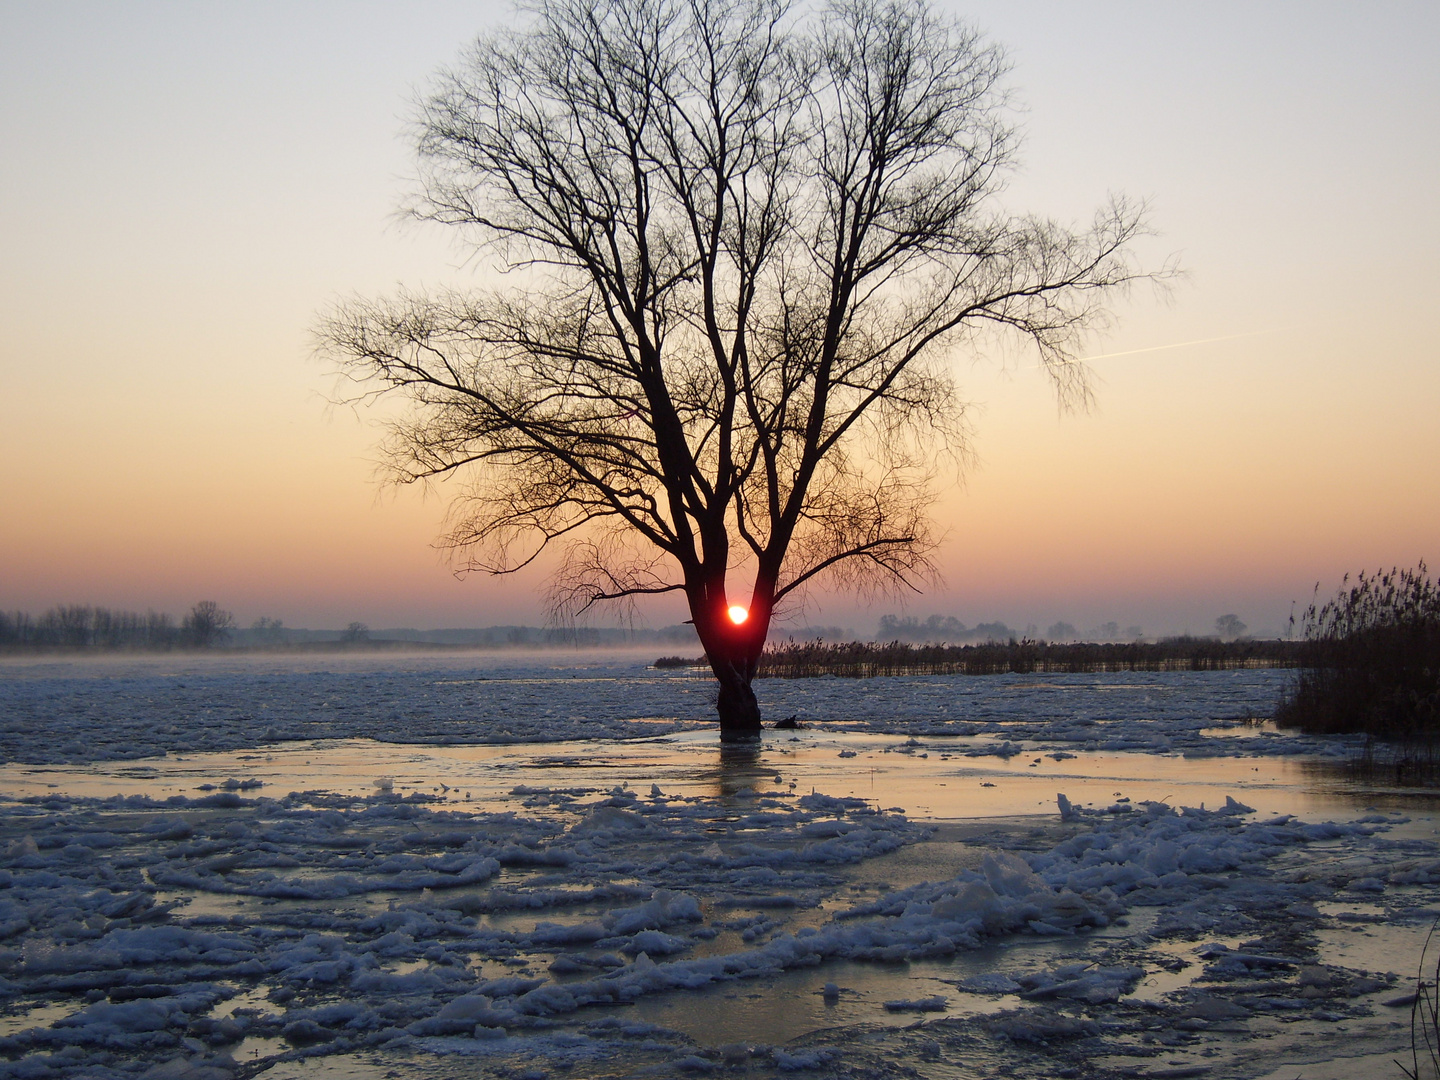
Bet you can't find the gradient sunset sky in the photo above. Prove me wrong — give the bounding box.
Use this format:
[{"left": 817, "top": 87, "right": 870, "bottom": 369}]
[{"left": 2, "top": 1, "right": 1436, "bottom": 638}]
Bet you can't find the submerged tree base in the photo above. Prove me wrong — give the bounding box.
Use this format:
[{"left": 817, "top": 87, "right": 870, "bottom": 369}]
[{"left": 716, "top": 668, "right": 764, "bottom": 738}]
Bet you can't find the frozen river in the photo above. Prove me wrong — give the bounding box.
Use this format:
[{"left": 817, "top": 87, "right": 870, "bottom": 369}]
[{"left": 0, "top": 651, "right": 1436, "bottom": 1079}]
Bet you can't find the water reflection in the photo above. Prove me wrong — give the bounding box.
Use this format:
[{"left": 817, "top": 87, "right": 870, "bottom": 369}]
[
  {"left": 2, "top": 727, "right": 1432, "bottom": 820},
  {"left": 707, "top": 737, "right": 767, "bottom": 799},
  {"left": 1297, "top": 755, "right": 1440, "bottom": 807}
]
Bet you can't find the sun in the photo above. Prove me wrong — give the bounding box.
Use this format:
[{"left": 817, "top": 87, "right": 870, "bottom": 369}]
[{"left": 727, "top": 605, "right": 749, "bottom": 625}]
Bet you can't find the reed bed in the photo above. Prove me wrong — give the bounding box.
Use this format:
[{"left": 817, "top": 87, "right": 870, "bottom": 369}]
[
  {"left": 759, "top": 638, "right": 1301, "bottom": 678},
  {"left": 1401, "top": 917, "right": 1440, "bottom": 1080},
  {"left": 1275, "top": 564, "right": 1440, "bottom": 738},
  {"left": 656, "top": 638, "right": 1302, "bottom": 677}
]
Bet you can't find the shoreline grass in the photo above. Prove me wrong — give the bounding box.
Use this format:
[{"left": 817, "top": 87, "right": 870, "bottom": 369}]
[
  {"left": 657, "top": 637, "right": 1302, "bottom": 677},
  {"left": 1275, "top": 564, "right": 1440, "bottom": 739}
]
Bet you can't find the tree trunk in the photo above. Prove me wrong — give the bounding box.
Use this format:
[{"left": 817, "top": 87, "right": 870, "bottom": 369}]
[
  {"left": 713, "top": 656, "right": 762, "bottom": 738},
  {"left": 689, "top": 573, "right": 770, "bottom": 738}
]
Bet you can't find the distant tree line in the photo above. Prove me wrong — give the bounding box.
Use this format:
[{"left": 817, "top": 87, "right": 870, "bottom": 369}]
[
  {"left": 876, "top": 614, "right": 1019, "bottom": 644},
  {"left": 302, "top": 624, "right": 702, "bottom": 648},
  {"left": 0, "top": 601, "right": 235, "bottom": 650},
  {"left": 877, "top": 614, "right": 1150, "bottom": 644},
  {"left": 0, "top": 604, "right": 703, "bottom": 652},
  {"left": 875, "top": 613, "right": 1249, "bottom": 645}
]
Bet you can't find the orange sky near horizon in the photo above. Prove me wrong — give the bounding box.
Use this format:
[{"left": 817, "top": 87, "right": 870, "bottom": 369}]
[{"left": 2, "top": 1, "right": 1436, "bottom": 639}]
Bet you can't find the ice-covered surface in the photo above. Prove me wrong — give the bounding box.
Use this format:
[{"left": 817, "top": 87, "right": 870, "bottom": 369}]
[
  {"left": 0, "top": 651, "right": 1346, "bottom": 765},
  {"left": 0, "top": 726, "right": 1380, "bottom": 820},
  {"left": 0, "top": 652, "right": 700, "bottom": 766},
  {"left": 0, "top": 780, "right": 1434, "bottom": 1079},
  {"left": 0, "top": 653, "right": 1436, "bottom": 1079}
]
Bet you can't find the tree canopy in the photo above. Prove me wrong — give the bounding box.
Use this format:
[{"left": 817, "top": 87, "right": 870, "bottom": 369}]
[{"left": 319, "top": 0, "right": 1158, "bottom": 734}]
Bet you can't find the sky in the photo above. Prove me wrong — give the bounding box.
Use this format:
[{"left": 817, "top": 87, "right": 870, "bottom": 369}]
[{"left": 1, "top": 1, "right": 1436, "bottom": 638}]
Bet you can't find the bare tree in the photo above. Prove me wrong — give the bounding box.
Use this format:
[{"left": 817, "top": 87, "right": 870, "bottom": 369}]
[
  {"left": 183, "top": 601, "right": 235, "bottom": 648},
  {"left": 319, "top": 0, "right": 1160, "bottom": 736},
  {"left": 1215, "top": 613, "right": 1247, "bottom": 641}
]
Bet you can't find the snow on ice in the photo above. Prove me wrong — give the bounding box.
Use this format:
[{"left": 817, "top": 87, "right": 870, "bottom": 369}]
[
  {"left": 0, "top": 772, "right": 1431, "bottom": 1078},
  {"left": 0, "top": 658, "right": 1349, "bottom": 764},
  {"left": 0, "top": 656, "right": 1434, "bottom": 1078}
]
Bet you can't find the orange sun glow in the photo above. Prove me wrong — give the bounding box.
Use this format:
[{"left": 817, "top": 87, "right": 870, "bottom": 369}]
[{"left": 727, "top": 605, "right": 749, "bottom": 624}]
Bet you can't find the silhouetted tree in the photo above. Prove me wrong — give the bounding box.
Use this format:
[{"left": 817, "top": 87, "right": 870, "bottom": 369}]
[
  {"left": 342, "top": 621, "right": 371, "bottom": 643},
  {"left": 183, "top": 601, "right": 235, "bottom": 648},
  {"left": 1215, "top": 613, "right": 1247, "bottom": 640},
  {"left": 320, "top": 0, "right": 1159, "bottom": 736}
]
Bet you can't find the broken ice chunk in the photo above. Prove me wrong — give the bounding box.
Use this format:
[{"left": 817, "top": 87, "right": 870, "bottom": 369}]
[{"left": 882, "top": 995, "right": 946, "bottom": 1012}]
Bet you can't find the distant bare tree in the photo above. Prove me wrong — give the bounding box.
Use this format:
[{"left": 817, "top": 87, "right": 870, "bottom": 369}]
[
  {"left": 183, "top": 601, "right": 235, "bottom": 648},
  {"left": 319, "top": 0, "right": 1161, "bottom": 735},
  {"left": 342, "top": 621, "right": 372, "bottom": 643},
  {"left": 251, "top": 616, "right": 287, "bottom": 645},
  {"left": 1215, "top": 613, "right": 1247, "bottom": 641}
]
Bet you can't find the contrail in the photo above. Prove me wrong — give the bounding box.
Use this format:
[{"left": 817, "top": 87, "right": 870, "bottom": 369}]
[{"left": 1078, "top": 328, "right": 1279, "bottom": 363}]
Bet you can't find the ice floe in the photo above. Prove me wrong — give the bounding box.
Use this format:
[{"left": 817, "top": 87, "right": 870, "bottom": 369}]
[
  {"left": 0, "top": 772, "right": 1430, "bottom": 1078},
  {"left": 0, "top": 657, "right": 1434, "bottom": 1078},
  {"left": 0, "top": 657, "right": 1338, "bottom": 765}
]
